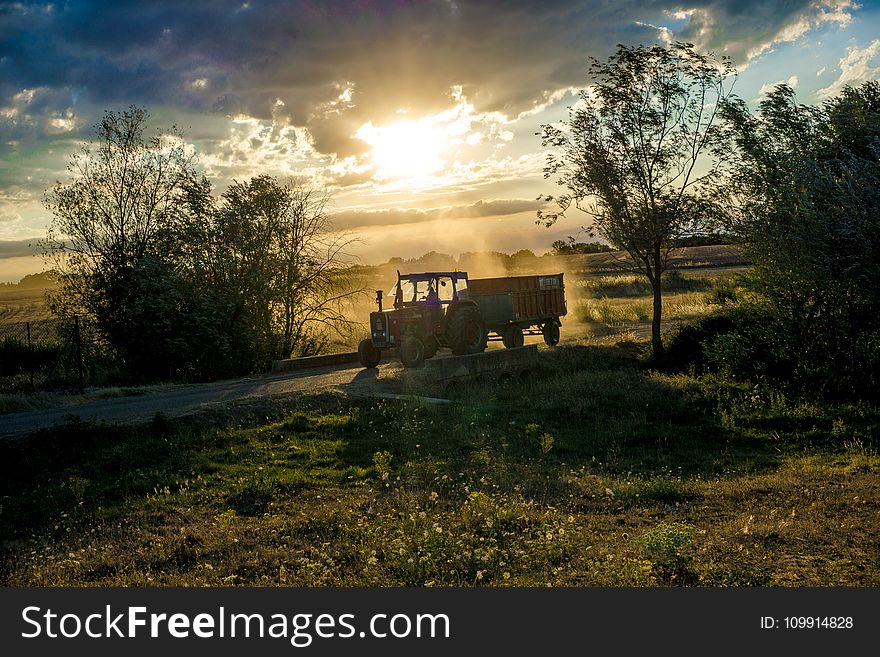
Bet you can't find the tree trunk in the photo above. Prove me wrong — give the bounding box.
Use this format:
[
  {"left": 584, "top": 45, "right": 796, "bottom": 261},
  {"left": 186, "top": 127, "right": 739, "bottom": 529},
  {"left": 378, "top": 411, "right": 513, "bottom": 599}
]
[
  {"left": 652, "top": 279, "right": 663, "bottom": 362},
  {"left": 651, "top": 246, "right": 664, "bottom": 363}
]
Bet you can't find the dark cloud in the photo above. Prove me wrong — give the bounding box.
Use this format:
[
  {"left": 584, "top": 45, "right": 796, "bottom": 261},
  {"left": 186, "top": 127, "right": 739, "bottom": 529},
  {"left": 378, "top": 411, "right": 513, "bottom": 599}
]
[
  {"left": 1, "top": 1, "right": 854, "bottom": 158},
  {"left": 0, "top": 239, "right": 40, "bottom": 259},
  {"left": 331, "top": 198, "right": 540, "bottom": 229}
]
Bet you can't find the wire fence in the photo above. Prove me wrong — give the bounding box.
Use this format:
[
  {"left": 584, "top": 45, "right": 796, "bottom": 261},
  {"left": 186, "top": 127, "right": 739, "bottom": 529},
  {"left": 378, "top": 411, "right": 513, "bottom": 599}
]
[{"left": 0, "top": 317, "right": 86, "bottom": 392}]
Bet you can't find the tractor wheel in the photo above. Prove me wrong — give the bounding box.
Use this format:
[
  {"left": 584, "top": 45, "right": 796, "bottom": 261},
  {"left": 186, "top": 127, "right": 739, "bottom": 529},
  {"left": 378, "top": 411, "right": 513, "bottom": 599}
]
[
  {"left": 502, "top": 326, "right": 524, "bottom": 349},
  {"left": 399, "top": 337, "right": 426, "bottom": 368},
  {"left": 542, "top": 320, "right": 561, "bottom": 346},
  {"left": 358, "top": 338, "right": 382, "bottom": 368},
  {"left": 448, "top": 306, "right": 487, "bottom": 355},
  {"left": 423, "top": 336, "right": 439, "bottom": 359}
]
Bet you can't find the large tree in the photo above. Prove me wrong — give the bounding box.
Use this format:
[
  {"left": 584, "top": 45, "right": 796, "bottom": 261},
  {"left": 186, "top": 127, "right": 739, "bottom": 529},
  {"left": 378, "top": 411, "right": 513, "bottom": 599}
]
[
  {"left": 539, "top": 42, "right": 735, "bottom": 359},
  {"left": 720, "top": 82, "right": 880, "bottom": 397},
  {"left": 42, "top": 106, "right": 201, "bottom": 377}
]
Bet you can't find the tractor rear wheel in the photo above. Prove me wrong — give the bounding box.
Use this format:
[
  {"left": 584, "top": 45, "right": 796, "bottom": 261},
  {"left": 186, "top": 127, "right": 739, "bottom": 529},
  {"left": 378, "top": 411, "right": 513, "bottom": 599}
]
[
  {"left": 399, "top": 337, "right": 426, "bottom": 368},
  {"left": 358, "top": 338, "right": 381, "bottom": 368},
  {"left": 448, "top": 306, "right": 487, "bottom": 355},
  {"left": 542, "top": 321, "right": 560, "bottom": 346},
  {"left": 502, "top": 325, "right": 524, "bottom": 349}
]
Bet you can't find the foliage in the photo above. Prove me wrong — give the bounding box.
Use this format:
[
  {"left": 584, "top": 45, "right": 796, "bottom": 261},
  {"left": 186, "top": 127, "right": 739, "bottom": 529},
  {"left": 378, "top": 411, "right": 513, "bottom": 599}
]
[
  {"left": 540, "top": 42, "right": 735, "bottom": 359},
  {"left": 638, "top": 522, "right": 698, "bottom": 584},
  {"left": 193, "top": 175, "right": 360, "bottom": 373},
  {"left": 720, "top": 81, "right": 880, "bottom": 399},
  {"left": 41, "top": 107, "right": 358, "bottom": 381},
  {"left": 42, "top": 107, "right": 202, "bottom": 379},
  {"left": 662, "top": 304, "right": 792, "bottom": 382}
]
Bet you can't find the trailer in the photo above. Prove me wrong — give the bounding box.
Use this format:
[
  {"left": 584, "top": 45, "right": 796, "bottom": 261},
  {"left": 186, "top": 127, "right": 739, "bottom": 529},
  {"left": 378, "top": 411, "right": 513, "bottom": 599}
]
[{"left": 468, "top": 273, "right": 567, "bottom": 348}]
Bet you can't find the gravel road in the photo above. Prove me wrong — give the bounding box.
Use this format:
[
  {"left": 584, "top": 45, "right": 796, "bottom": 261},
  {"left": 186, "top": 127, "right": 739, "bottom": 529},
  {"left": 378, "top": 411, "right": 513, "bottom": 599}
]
[{"left": 0, "top": 362, "right": 393, "bottom": 438}]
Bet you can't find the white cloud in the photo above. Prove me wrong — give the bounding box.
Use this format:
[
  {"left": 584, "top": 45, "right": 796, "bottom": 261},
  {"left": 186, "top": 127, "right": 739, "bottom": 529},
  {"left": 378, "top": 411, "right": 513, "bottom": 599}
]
[
  {"left": 200, "top": 100, "right": 320, "bottom": 178},
  {"left": 45, "top": 110, "right": 80, "bottom": 135},
  {"left": 745, "top": 1, "right": 858, "bottom": 61},
  {"left": 817, "top": 38, "right": 880, "bottom": 99},
  {"left": 756, "top": 75, "right": 800, "bottom": 100}
]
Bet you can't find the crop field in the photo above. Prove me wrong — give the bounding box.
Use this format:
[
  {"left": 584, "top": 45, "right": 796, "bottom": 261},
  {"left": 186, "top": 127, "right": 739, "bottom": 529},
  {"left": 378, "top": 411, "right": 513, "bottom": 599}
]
[{"left": 0, "top": 286, "right": 55, "bottom": 324}]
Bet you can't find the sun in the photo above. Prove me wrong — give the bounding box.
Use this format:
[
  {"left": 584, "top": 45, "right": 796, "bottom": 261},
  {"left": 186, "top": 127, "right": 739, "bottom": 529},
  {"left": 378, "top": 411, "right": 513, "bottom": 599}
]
[{"left": 357, "top": 119, "right": 447, "bottom": 181}]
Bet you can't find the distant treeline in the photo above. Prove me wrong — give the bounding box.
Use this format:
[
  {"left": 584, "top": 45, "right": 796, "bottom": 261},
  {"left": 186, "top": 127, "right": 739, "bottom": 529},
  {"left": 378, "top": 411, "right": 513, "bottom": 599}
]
[
  {"left": 369, "top": 235, "right": 733, "bottom": 273},
  {"left": 0, "top": 271, "right": 57, "bottom": 289}
]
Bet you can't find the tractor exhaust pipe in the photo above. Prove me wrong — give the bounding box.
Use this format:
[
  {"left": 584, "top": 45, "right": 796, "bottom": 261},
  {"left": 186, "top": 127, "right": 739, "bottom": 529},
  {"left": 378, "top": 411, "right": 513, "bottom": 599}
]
[{"left": 376, "top": 289, "right": 384, "bottom": 311}]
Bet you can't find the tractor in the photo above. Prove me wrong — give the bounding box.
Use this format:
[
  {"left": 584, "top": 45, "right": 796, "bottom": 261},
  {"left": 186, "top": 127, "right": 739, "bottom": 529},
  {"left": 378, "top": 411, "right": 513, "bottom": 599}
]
[{"left": 357, "top": 271, "right": 487, "bottom": 368}]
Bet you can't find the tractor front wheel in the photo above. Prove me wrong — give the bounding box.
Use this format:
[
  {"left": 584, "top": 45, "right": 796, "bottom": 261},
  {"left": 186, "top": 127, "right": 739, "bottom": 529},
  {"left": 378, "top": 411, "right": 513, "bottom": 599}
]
[
  {"left": 358, "top": 338, "right": 382, "bottom": 368},
  {"left": 399, "top": 337, "right": 426, "bottom": 368}
]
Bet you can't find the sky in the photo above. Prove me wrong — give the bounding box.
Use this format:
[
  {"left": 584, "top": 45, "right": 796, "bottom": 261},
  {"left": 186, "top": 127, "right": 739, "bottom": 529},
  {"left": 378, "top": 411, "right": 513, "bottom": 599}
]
[{"left": 1, "top": 0, "right": 879, "bottom": 281}]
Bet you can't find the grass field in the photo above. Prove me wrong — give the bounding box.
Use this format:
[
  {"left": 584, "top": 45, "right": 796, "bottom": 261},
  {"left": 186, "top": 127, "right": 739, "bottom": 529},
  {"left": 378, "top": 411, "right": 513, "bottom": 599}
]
[{"left": 1, "top": 343, "right": 877, "bottom": 586}]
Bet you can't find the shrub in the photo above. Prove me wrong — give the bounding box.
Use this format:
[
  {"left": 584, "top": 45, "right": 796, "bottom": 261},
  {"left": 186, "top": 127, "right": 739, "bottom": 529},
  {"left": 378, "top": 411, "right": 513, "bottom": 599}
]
[{"left": 662, "top": 304, "right": 792, "bottom": 382}]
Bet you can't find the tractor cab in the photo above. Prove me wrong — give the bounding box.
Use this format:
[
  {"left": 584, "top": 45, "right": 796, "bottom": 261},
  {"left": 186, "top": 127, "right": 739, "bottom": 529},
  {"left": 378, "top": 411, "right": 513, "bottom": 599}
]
[{"left": 389, "top": 271, "right": 469, "bottom": 308}]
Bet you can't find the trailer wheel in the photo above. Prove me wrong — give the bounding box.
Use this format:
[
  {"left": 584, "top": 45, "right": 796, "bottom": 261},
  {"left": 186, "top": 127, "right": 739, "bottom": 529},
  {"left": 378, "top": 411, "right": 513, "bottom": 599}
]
[
  {"left": 502, "top": 326, "right": 524, "bottom": 349},
  {"left": 448, "top": 306, "right": 487, "bottom": 355},
  {"left": 399, "top": 337, "right": 426, "bottom": 368},
  {"left": 358, "top": 338, "right": 381, "bottom": 368},
  {"left": 542, "top": 321, "right": 560, "bottom": 346}
]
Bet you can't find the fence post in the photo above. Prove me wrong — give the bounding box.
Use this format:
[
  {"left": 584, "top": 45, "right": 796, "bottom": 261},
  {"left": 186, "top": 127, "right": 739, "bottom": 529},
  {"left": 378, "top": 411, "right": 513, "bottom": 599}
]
[
  {"left": 27, "top": 321, "right": 34, "bottom": 390},
  {"left": 74, "top": 315, "right": 84, "bottom": 391}
]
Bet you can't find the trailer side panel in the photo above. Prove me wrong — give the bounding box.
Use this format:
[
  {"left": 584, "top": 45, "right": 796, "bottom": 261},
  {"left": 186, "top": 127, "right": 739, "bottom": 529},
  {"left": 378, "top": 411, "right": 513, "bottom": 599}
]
[{"left": 469, "top": 274, "right": 567, "bottom": 328}]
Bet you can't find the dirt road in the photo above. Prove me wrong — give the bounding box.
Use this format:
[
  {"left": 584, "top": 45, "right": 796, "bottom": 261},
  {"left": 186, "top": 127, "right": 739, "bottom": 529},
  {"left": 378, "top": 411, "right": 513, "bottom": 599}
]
[{"left": 0, "top": 362, "right": 396, "bottom": 437}]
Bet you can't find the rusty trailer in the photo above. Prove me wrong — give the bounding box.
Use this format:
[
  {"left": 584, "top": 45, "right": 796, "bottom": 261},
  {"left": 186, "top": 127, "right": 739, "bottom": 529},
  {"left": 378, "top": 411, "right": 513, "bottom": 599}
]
[{"left": 468, "top": 273, "right": 567, "bottom": 347}]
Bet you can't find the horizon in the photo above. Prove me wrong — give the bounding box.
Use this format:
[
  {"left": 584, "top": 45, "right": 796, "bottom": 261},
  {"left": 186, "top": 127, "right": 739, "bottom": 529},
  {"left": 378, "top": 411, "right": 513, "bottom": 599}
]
[{"left": 2, "top": 0, "right": 879, "bottom": 282}]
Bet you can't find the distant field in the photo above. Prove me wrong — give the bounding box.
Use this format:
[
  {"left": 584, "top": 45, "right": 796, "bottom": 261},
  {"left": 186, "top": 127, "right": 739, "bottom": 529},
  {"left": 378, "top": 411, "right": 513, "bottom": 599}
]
[{"left": 0, "top": 286, "right": 55, "bottom": 324}]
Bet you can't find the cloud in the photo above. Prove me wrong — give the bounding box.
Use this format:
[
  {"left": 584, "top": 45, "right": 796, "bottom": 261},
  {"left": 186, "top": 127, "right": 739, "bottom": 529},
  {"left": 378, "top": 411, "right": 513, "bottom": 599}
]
[
  {"left": 677, "top": 0, "right": 859, "bottom": 63},
  {"left": 756, "top": 75, "right": 800, "bottom": 100},
  {"left": 0, "top": 238, "right": 39, "bottom": 259},
  {"left": 0, "top": 0, "right": 870, "bottom": 243},
  {"left": 1, "top": 1, "right": 859, "bottom": 155},
  {"left": 817, "top": 38, "right": 880, "bottom": 99},
  {"left": 198, "top": 99, "right": 322, "bottom": 179},
  {"left": 0, "top": 86, "right": 85, "bottom": 144},
  {"left": 330, "top": 198, "right": 541, "bottom": 230}
]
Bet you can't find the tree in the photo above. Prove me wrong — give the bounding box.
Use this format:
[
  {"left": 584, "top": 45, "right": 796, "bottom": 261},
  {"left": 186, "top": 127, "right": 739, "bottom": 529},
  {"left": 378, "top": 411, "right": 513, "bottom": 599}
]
[
  {"left": 42, "top": 106, "right": 201, "bottom": 378},
  {"left": 720, "top": 82, "right": 880, "bottom": 397},
  {"left": 206, "top": 175, "right": 359, "bottom": 371},
  {"left": 539, "top": 42, "right": 735, "bottom": 359}
]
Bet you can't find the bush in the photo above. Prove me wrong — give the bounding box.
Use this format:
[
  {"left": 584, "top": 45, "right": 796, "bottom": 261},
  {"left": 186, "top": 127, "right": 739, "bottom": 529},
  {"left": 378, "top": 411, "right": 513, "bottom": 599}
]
[
  {"left": 0, "top": 337, "right": 64, "bottom": 377},
  {"left": 662, "top": 304, "right": 792, "bottom": 382}
]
